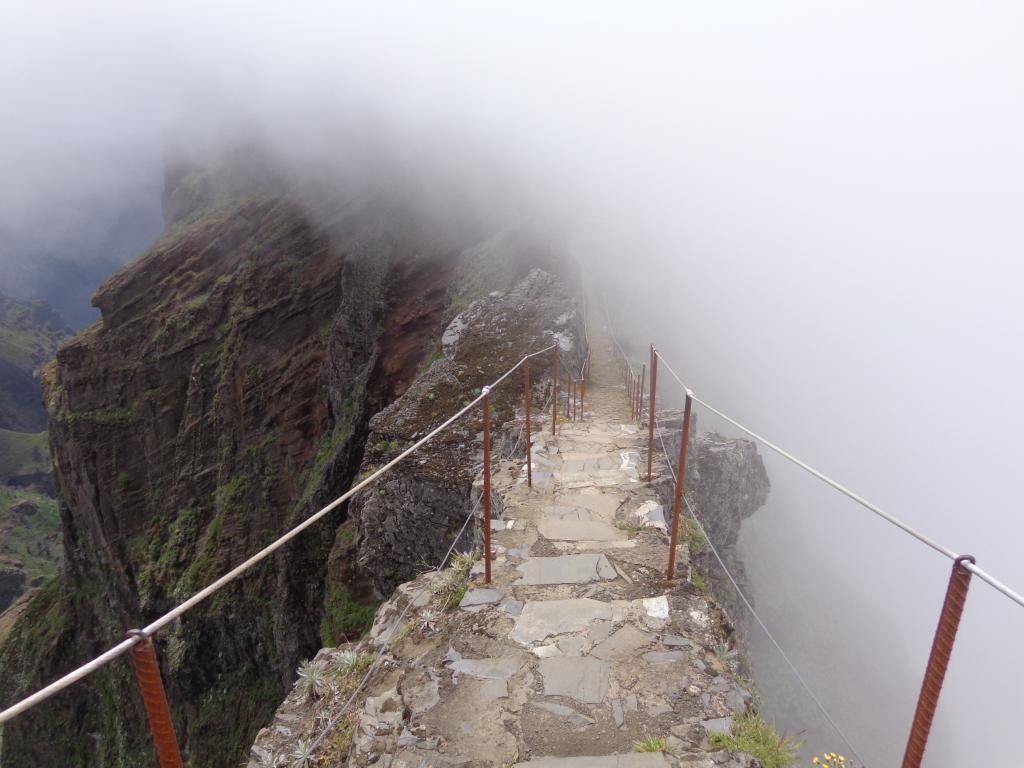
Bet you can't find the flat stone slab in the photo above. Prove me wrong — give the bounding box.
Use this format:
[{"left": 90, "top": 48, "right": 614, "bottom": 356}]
[
  {"left": 543, "top": 505, "right": 593, "bottom": 521},
  {"left": 590, "top": 624, "right": 654, "bottom": 661},
  {"left": 530, "top": 701, "right": 595, "bottom": 726},
  {"left": 642, "top": 650, "right": 686, "bottom": 664},
  {"left": 459, "top": 588, "right": 504, "bottom": 610},
  {"left": 538, "top": 519, "right": 627, "bottom": 542},
  {"left": 538, "top": 656, "right": 609, "bottom": 704},
  {"left": 514, "top": 754, "right": 670, "bottom": 767},
  {"left": 516, "top": 554, "right": 617, "bottom": 585},
  {"left": 510, "top": 599, "right": 614, "bottom": 645},
  {"left": 448, "top": 656, "right": 524, "bottom": 681}
]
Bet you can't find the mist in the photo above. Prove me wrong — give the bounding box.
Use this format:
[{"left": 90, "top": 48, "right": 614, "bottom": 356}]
[{"left": 3, "top": 1, "right": 1023, "bottom": 763}]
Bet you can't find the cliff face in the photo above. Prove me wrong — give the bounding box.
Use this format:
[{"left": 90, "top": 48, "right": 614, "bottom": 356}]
[{"left": 0, "top": 171, "right": 577, "bottom": 768}]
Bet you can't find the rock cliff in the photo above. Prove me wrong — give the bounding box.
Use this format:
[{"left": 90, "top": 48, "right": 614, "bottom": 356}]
[{"left": 0, "top": 166, "right": 581, "bottom": 768}]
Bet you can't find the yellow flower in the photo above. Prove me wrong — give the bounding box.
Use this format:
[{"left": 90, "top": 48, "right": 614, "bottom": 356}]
[{"left": 813, "top": 759, "right": 820, "bottom": 765}]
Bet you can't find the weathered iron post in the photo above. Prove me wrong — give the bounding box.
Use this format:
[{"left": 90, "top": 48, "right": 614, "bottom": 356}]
[
  {"left": 647, "top": 345, "right": 657, "bottom": 481},
  {"left": 666, "top": 393, "right": 693, "bottom": 581},
  {"left": 482, "top": 387, "right": 492, "bottom": 584},
  {"left": 551, "top": 346, "right": 558, "bottom": 437},
  {"left": 126, "top": 631, "right": 184, "bottom": 768},
  {"left": 638, "top": 364, "right": 646, "bottom": 423},
  {"left": 901, "top": 555, "right": 975, "bottom": 768},
  {"left": 524, "top": 358, "right": 532, "bottom": 488}
]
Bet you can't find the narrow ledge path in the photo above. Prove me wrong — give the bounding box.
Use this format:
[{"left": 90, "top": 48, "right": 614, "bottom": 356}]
[{"left": 250, "top": 319, "right": 757, "bottom": 768}]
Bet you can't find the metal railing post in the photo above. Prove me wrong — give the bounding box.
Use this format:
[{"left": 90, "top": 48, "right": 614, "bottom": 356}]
[
  {"left": 482, "top": 388, "right": 492, "bottom": 584},
  {"left": 901, "top": 555, "right": 975, "bottom": 768},
  {"left": 638, "top": 364, "right": 646, "bottom": 423},
  {"left": 551, "top": 346, "right": 558, "bottom": 437},
  {"left": 666, "top": 393, "right": 693, "bottom": 581},
  {"left": 647, "top": 345, "right": 657, "bottom": 481},
  {"left": 524, "top": 358, "right": 532, "bottom": 488},
  {"left": 126, "top": 631, "right": 184, "bottom": 768}
]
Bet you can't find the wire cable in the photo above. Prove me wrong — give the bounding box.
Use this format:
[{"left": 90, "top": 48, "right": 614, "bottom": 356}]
[
  {"left": 307, "top": 371, "right": 555, "bottom": 754},
  {"left": 0, "top": 343, "right": 558, "bottom": 724},
  {"left": 653, "top": 416, "right": 869, "bottom": 766}
]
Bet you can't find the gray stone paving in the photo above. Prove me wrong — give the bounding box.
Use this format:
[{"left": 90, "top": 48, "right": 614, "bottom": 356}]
[{"left": 516, "top": 554, "right": 618, "bottom": 585}]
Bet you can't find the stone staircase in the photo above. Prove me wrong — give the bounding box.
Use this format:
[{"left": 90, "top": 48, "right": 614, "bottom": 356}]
[{"left": 250, "top": 324, "right": 756, "bottom": 768}]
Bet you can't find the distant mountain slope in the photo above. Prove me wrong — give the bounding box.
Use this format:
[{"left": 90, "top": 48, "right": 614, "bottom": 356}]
[{"left": 0, "top": 293, "right": 71, "bottom": 431}]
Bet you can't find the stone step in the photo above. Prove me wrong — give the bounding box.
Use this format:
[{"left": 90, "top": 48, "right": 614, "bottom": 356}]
[
  {"left": 537, "top": 519, "right": 627, "bottom": 542},
  {"left": 515, "top": 554, "right": 618, "bottom": 585}
]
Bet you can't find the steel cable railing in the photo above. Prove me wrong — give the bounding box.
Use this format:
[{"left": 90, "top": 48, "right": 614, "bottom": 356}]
[
  {"left": 653, "top": 350, "right": 1024, "bottom": 609},
  {"left": 652, "top": 413, "right": 869, "bottom": 765},
  {"left": 601, "top": 299, "right": 1024, "bottom": 767},
  {"left": 0, "top": 340, "right": 560, "bottom": 727},
  {"left": 305, "top": 374, "right": 556, "bottom": 755}
]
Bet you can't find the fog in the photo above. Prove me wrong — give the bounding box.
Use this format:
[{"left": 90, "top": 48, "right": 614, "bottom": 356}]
[{"left": 3, "top": 1, "right": 1022, "bottom": 764}]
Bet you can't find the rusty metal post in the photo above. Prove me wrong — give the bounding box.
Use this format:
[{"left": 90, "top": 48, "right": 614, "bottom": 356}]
[
  {"left": 565, "top": 372, "right": 571, "bottom": 418},
  {"left": 901, "top": 555, "right": 975, "bottom": 768},
  {"left": 524, "top": 358, "right": 532, "bottom": 488},
  {"left": 638, "top": 364, "right": 645, "bottom": 423},
  {"left": 579, "top": 377, "right": 585, "bottom": 420},
  {"left": 551, "top": 346, "right": 558, "bottom": 437},
  {"left": 666, "top": 393, "right": 693, "bottom": 581},
  {"left": 647, "top": 345, "right": 657, "bottom": 481},
  {"left": 571, "top": 378, "right": 577, "bottom": 421},
  {"left": 127, "top": 630, "right": 184, "bottom": 768},
  {"left": 482, "top": 388, "right": 492, "bottom": 584}
]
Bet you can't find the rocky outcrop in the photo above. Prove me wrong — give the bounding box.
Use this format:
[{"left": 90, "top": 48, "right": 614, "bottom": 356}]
[
  {"left": 653, "top": 411, "right": 770, "bottom": 617},
  {"left": 346, "top": 268, "right": 584, "bottom": 597},
  {"left": 0, "top": 165, "right": 581, "bottom": 768}
]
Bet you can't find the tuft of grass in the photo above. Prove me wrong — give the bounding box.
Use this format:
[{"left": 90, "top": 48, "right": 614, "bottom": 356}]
[
  {"left": 714, "top": 642, "right": 739, "bottom": 667},
  {"left": 634, "top": 735, "right": 673, "bottom": 754},
  {"left": 692, "top": 568, "right": 710, "bottom": 594},
  {"left": 332, "top": 649, "right": 372, "bottom": 677},
  {"left": 392, "top": 618, "right": 418, "bottom": 643},
  {"left": 708, "top": 712, "right": 800, "bottom": 768},
  {"left": 616, "top": 521, "right": 642, "bottom": 538},
  {"left": 682, "top": 516, "right": 706, "bottom": 555}
]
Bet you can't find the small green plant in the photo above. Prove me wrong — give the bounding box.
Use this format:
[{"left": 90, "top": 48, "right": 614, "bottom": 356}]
[
  {"left": 450, "top": 550, "right": 478, "bottom": 577},
  {"left": 692, "top": 568, "right": 710, "bottom": 594},
  {"left": 708, "top": 712, "right": 800, "bottom": 768},
  {"left": 616, "top": 521, "right": 642, "bottom": 538},
  {"left": 418, "top": 607, "right": 443, "bottom": 633},
  {"left": 290, "top": 738, "right": 316, "bottom": 767},
  {"left": 433, "top": 570, "right": 469, "bottom": 610},
  {"left": 332, "top": 650, "right": 360, "bottom": 675},
  {"left": 253, "top": 750, "right": 283, "bottom": 768},
  {"left": 295, "top": 659, "right": 329, "bottom": 702},
  {"left": 634, "top": 735, "right": 673, "bottom": 754},
  {"left": 714, "top": 642, "right": 739, "bottom": 667},
  {"left": 682, "top": 517, "right": 706, "bottom": 555}
]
